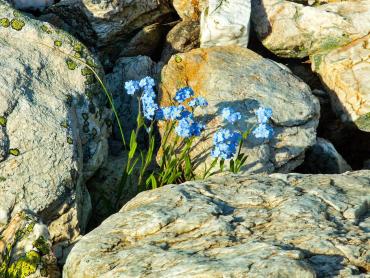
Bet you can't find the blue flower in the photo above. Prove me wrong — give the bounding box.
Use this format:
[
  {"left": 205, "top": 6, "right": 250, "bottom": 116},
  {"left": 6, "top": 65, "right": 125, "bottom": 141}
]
[
  {"left": 252, "top": 123, "right": 274, "bottom": 139},
  {"left": 141, "top": 86, "right": 158, "bottom": 120},
  {"left": 160, "top": 106, "right": 185, "bottom": 121},
  {"left": 174, "top": 87, "right": 194, "bottom": 103},
  {"left": 139, "top": 76, "right": 155, "bottom": 89},
  {"left": 188, "top": 97, "right": 208, "bottom": 108},
  {"left": 255, "top": 107, "right": 273, "bottom": 124},
  {"left": 211, "top": 129, "right": 242, "bottom": 159},
  {"left": 124, "top": 80, "right": 140, "bottom": 95},
  {"left": 175, "top": 115, "right": 204, "bottom": 138},
  {"left": 222, "top": 107, "right": 242, "bottom": 124}
]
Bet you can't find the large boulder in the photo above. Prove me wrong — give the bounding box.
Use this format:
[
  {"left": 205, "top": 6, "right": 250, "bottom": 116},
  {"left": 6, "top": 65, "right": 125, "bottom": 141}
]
[
  {"left": 159, "top": 46, "right": 320, "bottom": 174},
  {"left": 64, "top": 171, "right": 370, "bottom": 277},
  {"left": 0, "top": 0, "right": 109, "bottom": 260},
  {"left": 311, "top": 34, "right": 370, "bottom": 132},
  {"left": 47, "top": 0, "right": 174, "bottom": 47},
  {"left": 252, "top": 0, "right": 370, "bottom": 58},
  {"left": 200, "top": 0, "right": 251, "bottom": 48}
]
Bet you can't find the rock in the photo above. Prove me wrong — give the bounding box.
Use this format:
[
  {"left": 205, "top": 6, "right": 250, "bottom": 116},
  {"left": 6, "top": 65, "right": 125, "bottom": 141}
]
[
  {"left": 0, "top": 1, "right": 109, "bottom": 260},
  {"left": 173, "top": 0, "right": 206, "bottom": 21},
  {"left": 47, "top": 0, "right": 174, "bottom": 48},
  {"left": 298, "top": 138, "right": 352, "bottom": 174},
  {"left": 312, "top": 34, "right": 370, "bottom": 131},
  {"left": 200, "top": 0, "right": 251, "bottom": 48},
  {"left": 252, "top": 0, "right": 370, "bottom": 58},
  {"left": 161, "top": 20, "right": 200, "bottom": 64},
  {"left": 64, "top": 171, "right": 370, "bottom": 277},
  {"left": 105, "top": 55, "right": 162, "bottom": 142},
  {"left": 0, "top": 211, "right": 60, "bottom": 277},
  {"left": 8, "top": 0, "right": 55, "bottom": 10},
  {"left": 159, "top": 46, "right": 320, "bottom": 174}
]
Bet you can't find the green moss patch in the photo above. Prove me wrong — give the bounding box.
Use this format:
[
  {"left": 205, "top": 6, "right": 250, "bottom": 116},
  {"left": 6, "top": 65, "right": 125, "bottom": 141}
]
[
  {"left": 6, "top": 250, "right": 41, "bottom": 278},
  {"left": 66, "top": 59, "right": 78, "bottom": 70},
  {"left": 10, "top": 19, "right": 25, "bottom": 31},
  {"left": 0, "top": 116, "right": 7, "bottom": 127},
  {"left": 355, "top": 113, "right": 370, "bottom": 132},
  {"left": 0, "top": 18, "right": 10, "bottom": 28},
  {"left": 54, "top": 40, "right": 62, "bottom": 47},
  {"left": 9, "top": 149, "right": 20, "bottom": 156}
]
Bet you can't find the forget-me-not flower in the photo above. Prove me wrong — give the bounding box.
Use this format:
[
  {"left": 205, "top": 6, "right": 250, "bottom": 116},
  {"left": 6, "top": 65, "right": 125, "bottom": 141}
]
[
  {"left": 211, "top": 128, "right": 242, "bottom": 159},
  {"left": 255, "top": 107, "right": 273, "bottom": 123},
  {"left": 188, "top": 97, "right": 208, "bottom": 108},
  {"left": 174, "top": 87, "right": 194, "bottom": 103},
  {"left": 124, "top": 80, "right": 140, "bottom": 95},
  {"left": 175, "top": 114, "right": 204, "bottom": 138},
  {"left": 222, "top": 107, "right": 242, "bottom": 124}
]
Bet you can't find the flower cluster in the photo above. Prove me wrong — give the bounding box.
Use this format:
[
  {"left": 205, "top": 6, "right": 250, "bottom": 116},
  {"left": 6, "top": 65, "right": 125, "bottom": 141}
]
[
  {"left": 211, "top": 129, "right": 242, "bottom": 159},
  {"left": 252, "top": 107, "right": 274, "bottom": 139},
  {"left": 222, "top": 107, "right": 242, "bottom": 124},
  {"left": 175, "top": 115, "right": 205, "bottom": 138},
  {"left": 124, "top": 78, "right": 207, "bottom": 138}
]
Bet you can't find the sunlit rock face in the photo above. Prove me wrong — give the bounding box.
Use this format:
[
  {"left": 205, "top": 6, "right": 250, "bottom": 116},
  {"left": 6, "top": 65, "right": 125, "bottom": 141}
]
[{"left": 10, "top": 0, "right": 54, "bottom": 10}]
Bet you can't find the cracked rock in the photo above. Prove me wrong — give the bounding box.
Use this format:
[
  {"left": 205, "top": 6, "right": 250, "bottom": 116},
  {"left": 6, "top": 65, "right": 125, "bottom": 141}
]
[{"left": 64, "top": 171, "right": 370, "bottom": 277}]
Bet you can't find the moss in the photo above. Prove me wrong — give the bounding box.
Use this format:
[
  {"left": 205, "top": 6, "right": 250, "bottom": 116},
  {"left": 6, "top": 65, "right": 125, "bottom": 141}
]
[
  {"left": 105, "top": 118, "right": 113, "bottom": 127},
  {"left": 54, "top": 40, "right": 62, "bottom": 47},
  {"left": 10, "top": 19, "right": 25, "bottom": 31},
  {"left": 12, "top": 10, "right": 21, "bottom": 18},
  {"left": 9, "top": 149, "right": 20, "bottom": 156},
  {"left": 65, "top": 95, "right": 73, "bottom": 107},
  {"left": 86, "top": 59, "right": 97, "bottom": 68},
  {"left": 84, "top": 75, "right": 96, "bottom": 85},
  {"left": 67, "top": 137, "right": 73, "bottom": 144},
  {"left": 0, "top": 116, "right": 7, "bottom": 127},
  {"left": 318, "top": 36, "right": 351, "bottom": 52},
  {"left": 0, "top": 176, "right": 6, "bottom": 182},
  {"left": 91, "top": 128, "right": 97, "bottom": 138},
  {"left": 60, "top": 120, "right": 69, "bottom": 129},
  {"left": 0, "top": 18, "right": 10, "bottom": 28},
  {"left": 81, "top": 67, "right": 93, "bottom": 76},
  {"left": 355, "top": 113, "right": 370, "bottom": 132},
  {"left": 6, "top": 250, "right": 41, "bottom": 278},
  {"left": 82, "top": 113, "right": 89, "bottom": 121},
  {"left": 32, "top": 236, "right": 50, "bottom": 256},
  {"left": 312, "top": 54, "right": 323, "bottom": 71},
  {"left": 175, "top": 55, "right": 182, "bottom": 63},
  {"left": 40, "top": 24, "right": 52, "bottom": 34},
  {"left": 66, "top": 59, "right": 78, "bottom": 70}
]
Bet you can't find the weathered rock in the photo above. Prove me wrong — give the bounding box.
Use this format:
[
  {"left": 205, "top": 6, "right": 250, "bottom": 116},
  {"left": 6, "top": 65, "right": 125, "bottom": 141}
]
[
  {"left": 298, "top": 138, "right": 351, "bottom": 174},
  {"left": 0, "top": 0, "right": 109, "bottom": 259},
  {"left": 172, "top": 0, "right": 207, "bottom": 21},
  {"left": 106, "top": 55, "right": 162, "bottom": 141},
  {"left": 8, "top": 0, "right": 54, "bottom": 10},
  {"left": 161, "top": 20, "right": 200, "bottom": 63},
  {"left": 47, "top": 0, "right": 174, "bottom": 47},
  {"left": 200, "top": 0, "right": 251, "bottom": 48},
  {"left": 64, "top": 171, "right": 370, "bottom": 277},
  {"left": 252, "top": 0, "right": 370, "bottom": 58},
  {"left": 312, "top": 35, "right": 370, "bottom": 131},
  {"left": 0, "top": 211, "right": 60, "bottom": 277},
  {"left": 159, "top": 46, "right": 320, "bottom": 174}
]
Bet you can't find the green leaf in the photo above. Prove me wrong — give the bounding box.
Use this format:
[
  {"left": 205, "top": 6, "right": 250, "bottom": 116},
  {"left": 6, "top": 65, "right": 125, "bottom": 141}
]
[
  {"left": 129, "top": 130, "right": 137, "bottom": 159},
  {"left": 146, "top": 174, "right": 157, "bottom": 189},
  {"left": 230, "top": 159, "right": 235, "bottom": 173}
]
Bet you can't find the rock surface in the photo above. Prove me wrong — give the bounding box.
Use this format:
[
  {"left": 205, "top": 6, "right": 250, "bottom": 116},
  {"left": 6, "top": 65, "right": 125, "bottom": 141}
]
[
  {"left": 252, "top": 0, "right": 370, "bottom": 58},
  {"left": 173, "top": 0, "right": 207, "bottom": 21},
  {"left": 200, "top": 0, "right": 251, "bottom": 48},
  {"left": 161, "top": 20, "right": 200, "bottom": 63},
  {"left": 64, "top": 171, "right": 370, "bottom": 277},
  {"left": 159, "top": 46, "right": 320, "bottom": 174},
  {"left": 47, "top": 0, "right": 174, "bottom": 47},
  {"left": 0, "top": 0, "right": 109, "bottom": 259},
  {"left": 298, "top": 138, "right": 351, "bottom": 174},
  {"left": 0, "top": 211, "right": 60, "bottom": 277},
  {"left": 312, "top": 35, "right": 370, "bottom": 131}
]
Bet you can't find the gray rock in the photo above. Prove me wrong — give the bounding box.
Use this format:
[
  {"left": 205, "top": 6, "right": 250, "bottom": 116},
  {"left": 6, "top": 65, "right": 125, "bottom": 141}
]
[
  {"left": 299, "top": 138, "right": 352, "bottom": 174},
  {"left": 64, "top": 171, "right": 370, "bottom": 277},
  {"left": 159, "top": 46, "right": 320, "bottom": 175},
  {"left": 0, "top": 0, "right": 109, "bottom": 259},
  {"left": 200, "top": 0, "right": 251, "bottom": 48},
  {"left": 47, "top": 0, "right": 174, "bottom": 47},
  {"left": 252, "top": 0, "right": 370, "bottom": 58},
  {"left": 8, "top": 0, "right": 55, "bottom": 10}
]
